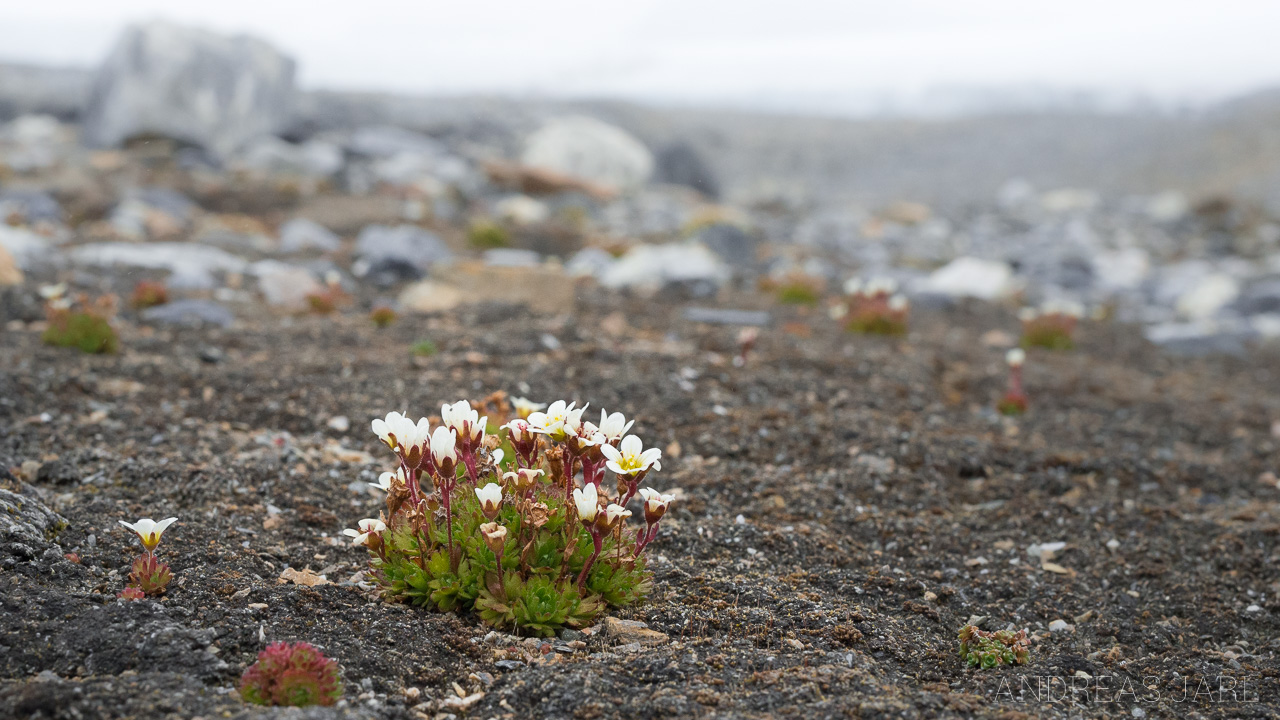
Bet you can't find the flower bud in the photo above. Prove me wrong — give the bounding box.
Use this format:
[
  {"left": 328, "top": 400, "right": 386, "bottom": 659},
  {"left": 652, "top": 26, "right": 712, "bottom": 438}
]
[{"left": 480, "top": 522, "right": 507, "bottom": 556}]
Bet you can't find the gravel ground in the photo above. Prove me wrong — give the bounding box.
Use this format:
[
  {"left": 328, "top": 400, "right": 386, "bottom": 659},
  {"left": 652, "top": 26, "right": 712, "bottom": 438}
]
[{"left": 2, "top": 291, "right": 1279, "bottom": 719}]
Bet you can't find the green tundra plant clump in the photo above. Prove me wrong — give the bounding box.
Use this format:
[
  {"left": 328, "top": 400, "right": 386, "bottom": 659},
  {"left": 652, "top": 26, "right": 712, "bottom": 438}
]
[
  {"left": 41, "top": 285, "right": 119, "bottom": 354},
  {"left": 842, "top": 277, "right": 910, "bottom": 336},
  {"left": 958, "top": 625, "right": 1031, "bottom": 668},
  {"left": 1019, "top": 300, "right": 1083, "bottom": 350},
  {"left": 239, "top": 641, "right": 343, "bottom": 707},
  {"left": 348, "top": 395, "right": 674, "bottom": 636}
]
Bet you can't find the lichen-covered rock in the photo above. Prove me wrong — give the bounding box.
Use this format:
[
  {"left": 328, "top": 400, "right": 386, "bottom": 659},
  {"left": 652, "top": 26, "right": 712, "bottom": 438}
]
[
  {"left": 82, "top": 22, "right": 296, "bottom": 157},
  {"left": 0, "top": 485, "right": 67, "bottom": 564}
]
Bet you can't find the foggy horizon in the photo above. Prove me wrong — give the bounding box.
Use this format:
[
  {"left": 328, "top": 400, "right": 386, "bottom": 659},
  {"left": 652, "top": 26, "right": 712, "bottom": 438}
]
[{"left": 4, "top": 0, "right": 1280, "bottom": 118}]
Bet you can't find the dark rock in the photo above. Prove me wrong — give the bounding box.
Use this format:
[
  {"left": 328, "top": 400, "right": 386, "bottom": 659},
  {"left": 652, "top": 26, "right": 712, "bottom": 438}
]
[
  {"left": 36, "top": 461, "right": 78, "bottom": 486},
  {"left": 355, "top": 224, "right": 452, "bottom": 273},
  {"left": 654, "top": 141, "right": 720, "bottom": 199},
  {"left": 140, "top": 300, "right": 234, "bottom": 328},
  {"left": 682, "top": 307, "right": 771, "bottom": 326},
  {"left": 694, "top": 223, "right": 759, "bottom": 269}
]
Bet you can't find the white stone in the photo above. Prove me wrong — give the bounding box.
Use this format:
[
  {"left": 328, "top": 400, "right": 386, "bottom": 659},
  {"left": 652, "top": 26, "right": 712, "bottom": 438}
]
[
  {"left": 398, "top": 280, "right": 462, "bottom": 313},
  {"left": 599, "top": 242, "right": 729, "bottom": 292},
  {"left": 1145, "top": 191, "right": 1188, "bottom": 222},
  {"left": 70, "top": 242, "right": 248, "bottom": 289},
  {"left": 0, "top": 225, "right": 51, "bottom": 269},
  {"left": 522, "top": 115, "right": 654, "bottom": 191},
  {"left": 1048, "top": 619, "right": 1074, "bottom": 633},
  {"left": 920, "top": 257, "right": 1016, "bottom": 300},
  {"left": 1176, "top": 273, "right": 1239, "bottom": 321},
  {"left": 494, "top": 195, "right": 550, "bottom": 225},
  {"left": 1093, "top": 248, "right": 1149, "bottom": 291},
  {"left": 279, "top": 218, "right": 341, "bottom": 253},
  {"left": 250, "top": 260, "right": 321, "bottom": 308}
]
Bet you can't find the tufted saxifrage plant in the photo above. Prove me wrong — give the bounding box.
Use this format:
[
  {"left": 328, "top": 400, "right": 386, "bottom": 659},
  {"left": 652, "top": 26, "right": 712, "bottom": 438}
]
[
  {"left": 1019, "top": 300, "right": 1083, "bottom": 350},
  {"left": 841, "top": 277, "right": 909, "bottom": 336},
  {"left": 958, "top": 625, "right": 1031, "bottom": 669},
  {"left": 348, "top": 396, "right": 675, "bottom": 636},
  {"left": 117, "top": 517, "right": 177, "bottom": 598},
  {"left": 239, "top": 641, "right": 343, "bottom": 707}
]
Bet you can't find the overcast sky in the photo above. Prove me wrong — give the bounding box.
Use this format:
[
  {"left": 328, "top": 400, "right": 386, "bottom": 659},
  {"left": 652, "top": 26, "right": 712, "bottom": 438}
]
[{"left": 4, "top": 1, "right": 1280, "bottom": 115}]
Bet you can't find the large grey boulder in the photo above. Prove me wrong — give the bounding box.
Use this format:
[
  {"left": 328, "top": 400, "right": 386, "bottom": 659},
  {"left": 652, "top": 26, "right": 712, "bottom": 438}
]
[{"left": 82, "top": 22, "right": 296, "bottom": 157}]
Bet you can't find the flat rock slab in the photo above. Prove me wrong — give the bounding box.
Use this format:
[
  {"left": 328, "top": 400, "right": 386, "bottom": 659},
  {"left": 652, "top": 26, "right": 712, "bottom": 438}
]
[{"left": 602, "top": 617, "right": 669, "bottom": 647}]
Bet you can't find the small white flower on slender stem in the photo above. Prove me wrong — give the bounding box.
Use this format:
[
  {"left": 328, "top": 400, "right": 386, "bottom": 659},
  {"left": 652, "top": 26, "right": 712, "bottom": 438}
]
[
  {"left": 475, "top": 482, "right": 504, "bottom": 519},
  {"left": 638, "top": 488, "right": 675, "bottom": 525},
  {"left": 572, "top": 483, "right": 599, "bottom": 523},
  {"left": 119, "top": 517, "right": 178, "bottom": 552},
  {"left": 511, "top": 397, "right": 545, "bottom": 420},
  {"left": 601, "top": 435, "right": 662, "bottom": 476},
  {"left": 888, "top": 294, "right": 909, "bottom": 312},
  {"left": 1006, "top": 348, "right": 1026, "bottom": 367},
  {"left": 596, "top": 410, "right": 634, "bottom": 444},
  {"left": 343, "top": 518, "right": 386, "bottom": 546}
]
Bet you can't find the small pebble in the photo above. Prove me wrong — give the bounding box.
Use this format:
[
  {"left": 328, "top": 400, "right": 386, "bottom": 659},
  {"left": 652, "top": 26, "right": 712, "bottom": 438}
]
[
  {"left": 1049, "top": 619, "right": 1075, "bottom": 633},
  {"left": 1246, "top": 604, "right": 1262, "bottom": 613}
]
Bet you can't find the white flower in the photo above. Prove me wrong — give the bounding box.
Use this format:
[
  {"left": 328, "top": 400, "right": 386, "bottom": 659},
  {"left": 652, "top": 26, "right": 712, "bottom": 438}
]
[
  {"left": 343, "top": 518, "right": 386, "bottom": 546},
  {"left": 39, "top": 282, "right": 68, "bottom": 300},
  {"left": 375, "top": 468, "right": 407, "bottom": 492},
  {"left": 490, "top": 449, "right": 504, "bottom": 467},
  {"left": 528, "top": 400, "right": 585, "bottom": 440},
  {"left": 430, "top": 426, "right": 458, "bottom": 466},
  {"left": 1006, "top": 348, "right": 1026, "bottom": 367},
  {"left": 479, "top": 521, "right": 507, "bottom": 554},
  {"left": 371, "top": 411, "right": 406, "bottom": 448},
  {"left": 1018, "top": 307, "right": 1040, "bottom": 322},
  {"left": 503, "top": 468, "right": 545, "bottom": 491},
  {"left": 638, "top": 487, "right": 675, "bottom": 524},
  {"left": 865, "top": 277, "right": 898, "bottom": 296},
  {"left": 842, "top": 277, "right": 863, "bottom": 296},
  {"left": 566, "top": 421, "right": 604, "bottom": 449},
  {"left": 475, "top": 482, "right": 504, "bottom": 517},
  {"left": 119, "top": 517, "right": 178, "bottom": 552},
  {"left": 572, "top": 483, "right": 599, "bottom": 522},
  {"left": 511, "top": 396, "right": 546, "bottom": 419},
  {"left": 596, "top": 410, "right": 634, "bottom": 444},
  {"left": 600, "top": 435, "right": 662, "bottom": 476},
  {"left": 442, "top": 400, "right": 486, "bottom": 442},
  {"left": 888, "top": 294, "right": 909, "bottom": 312},
  {"left": 371, "top": 412, "right": 430, "bottom": 460},
  {"left": 601, "top": 503, "right": 632, "bottom": 530},
  {"left": 503, "top": 418, "right": 533, "bottom": 443}
]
